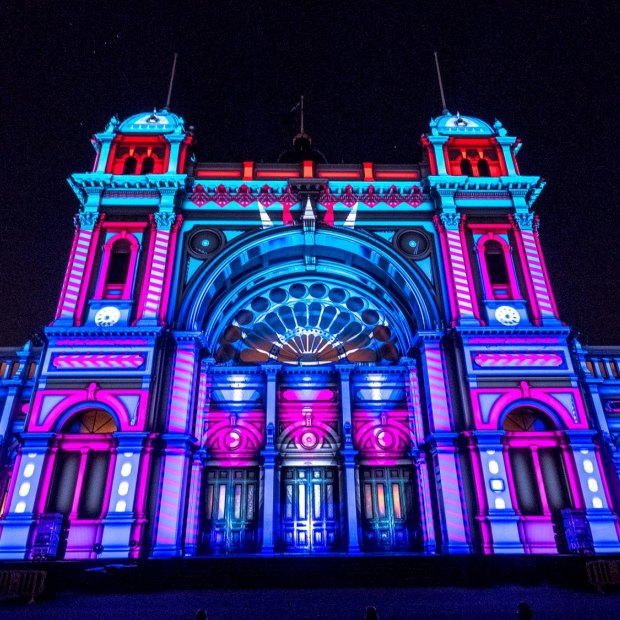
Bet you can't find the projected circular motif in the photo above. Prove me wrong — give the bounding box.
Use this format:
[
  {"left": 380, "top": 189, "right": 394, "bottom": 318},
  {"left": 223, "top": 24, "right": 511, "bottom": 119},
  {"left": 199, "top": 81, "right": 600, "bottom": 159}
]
[
  {"left": 214, "top": 282, "right": 401, "bottom": 365},
  {"left": 394, "top": 229, "right": 431, "bottom": 259},
  {"left": 95, "top": 306, "right": 121, "bottom": 327}
]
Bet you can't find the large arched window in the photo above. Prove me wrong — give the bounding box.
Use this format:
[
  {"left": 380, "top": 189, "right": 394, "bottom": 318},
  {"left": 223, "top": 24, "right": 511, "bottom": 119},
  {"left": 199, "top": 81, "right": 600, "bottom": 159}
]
[
  {"left": 95, "top": 233, "right": 140, "bottom": 300},
  {"left": 502, "top": 407, "right": 572, "bottom": 517},
  {"left": 45, "top": 409, "right": 117, "bottom": 520}
]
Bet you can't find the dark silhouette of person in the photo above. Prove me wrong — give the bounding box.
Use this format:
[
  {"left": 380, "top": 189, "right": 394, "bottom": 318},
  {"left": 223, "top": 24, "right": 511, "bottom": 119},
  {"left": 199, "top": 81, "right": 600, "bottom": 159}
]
[
  {"left": 195, "top": 610, "right": 208, "bottom": 620},
  {"left": 364, "top": 606, "right": 379, "bottom": 620},
  {"left": 517, "top": 602, "right": 533, "bottom": 619}
]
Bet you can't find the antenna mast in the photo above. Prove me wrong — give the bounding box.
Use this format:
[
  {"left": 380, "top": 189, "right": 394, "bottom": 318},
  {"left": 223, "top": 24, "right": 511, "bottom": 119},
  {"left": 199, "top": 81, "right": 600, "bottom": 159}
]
[
  {"left": 434, "top": 51, "right": 449, "bottom": 114},
  {"left": 165, "top": 53, "right": 178, "bottom": 110}
]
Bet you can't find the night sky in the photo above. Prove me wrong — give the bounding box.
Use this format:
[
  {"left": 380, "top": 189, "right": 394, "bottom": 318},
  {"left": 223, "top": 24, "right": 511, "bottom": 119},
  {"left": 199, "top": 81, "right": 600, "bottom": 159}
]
[{"left": 2, "top": 1, "right": 618, "bottom": 347}]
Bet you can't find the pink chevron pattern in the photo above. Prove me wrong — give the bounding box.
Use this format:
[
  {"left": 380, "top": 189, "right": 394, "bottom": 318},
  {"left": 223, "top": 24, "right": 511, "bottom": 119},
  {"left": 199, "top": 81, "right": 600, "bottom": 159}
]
[
  {"left": 57, "top": 228, "right": 93, "bottom": 319},
  {"left": 520, "top": 230, "right": 555, "bottom": 317},
  {"left": 167, "top": 344, "right": 196, "bottom": 433},
  {"left": 52, "top": 353, "right": 145, "bottom": 370},
  {"left": 142, "top": 228, "right": 171, "bottom": 319},
  {"left": 445, "top": 229, "right": 475, "bottom": 318},
  {"left": 472, "top": 352, "right": 563, "bottom": 368},
  {"left": 424, "top": 345, "right": 452, "bottom": 431}
]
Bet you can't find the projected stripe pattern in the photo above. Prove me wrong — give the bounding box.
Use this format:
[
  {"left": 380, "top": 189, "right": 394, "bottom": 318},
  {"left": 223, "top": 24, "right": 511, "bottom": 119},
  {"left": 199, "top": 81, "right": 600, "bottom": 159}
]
[
  {"left": 521, "top": 230, "right": 555, "bottom": 317},
  {"left": 445, "top": 229, "right": 475, "bottom": 320},
  {"left": 57, "top": 228, "right": 93, "bottom": 319},
  {"left": 142, "top": 228, "right": 171, "bottom": 320}
]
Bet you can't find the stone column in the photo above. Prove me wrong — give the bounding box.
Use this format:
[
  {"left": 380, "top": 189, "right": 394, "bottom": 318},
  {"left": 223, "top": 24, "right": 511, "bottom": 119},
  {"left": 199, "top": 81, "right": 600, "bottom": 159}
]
[
  {"left": 428, "top": 434, "right": 471, "bottom": 554},
  {"left": 260, "top": 364, "right": 280, "bottom": 553},
  {"left": 413, "top": 449, "right": 437, "bottom": 554},
  {"left": 100, "top": 432, "right": 149, "bottom": 558},
  {"left": 150, "top": 434, "right": 194, "bottom": 557},
  {"left": 337, "top": 364, "right": 360, "bottom": 553}
]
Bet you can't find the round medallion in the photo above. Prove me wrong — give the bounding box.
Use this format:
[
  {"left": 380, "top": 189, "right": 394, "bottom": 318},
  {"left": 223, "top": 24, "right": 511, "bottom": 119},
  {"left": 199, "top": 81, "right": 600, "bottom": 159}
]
[
  {"left": 394, "top": 229, "right": 431, "bottom": 259},
  {"left": 300, "top": 431, "right": 318, "bottom": 450},
  {"left": 188, "top": 228, "right": 224, "bottom": 259},
  {"left": 375, "top": 429, "right": 394, "bottom": 449},
  {"left": 94, "top": 306, "right": 121, "bottom": 327},
  {"left": 225, "top": 430, "right": 242, "bottom": 450},
  {"left": 494, "top": 305, "right": 520, "bottom": 326}
]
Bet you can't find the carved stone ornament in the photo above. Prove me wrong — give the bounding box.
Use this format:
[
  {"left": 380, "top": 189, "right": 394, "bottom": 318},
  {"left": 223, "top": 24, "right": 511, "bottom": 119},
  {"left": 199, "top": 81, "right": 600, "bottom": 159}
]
[
  {"left": 154, "top": 211, "right": 177, "bottom": 229},
  {"left": 513, "top": 211, "right": 535, "bottom": 229},
  {"left": 439, "top": 211, "right": 461, "bottom": 229},
  {"left": 77, "top": 211, "right": 99, "bottom": 229}
]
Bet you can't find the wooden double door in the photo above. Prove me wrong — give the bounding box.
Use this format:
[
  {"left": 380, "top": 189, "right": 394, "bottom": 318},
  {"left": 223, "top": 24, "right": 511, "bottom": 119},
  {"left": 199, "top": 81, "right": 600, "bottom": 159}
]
[
  {"left": 280, "top": 466, "right": 341, "bottom": 552},
  {"left": 202, "top": 467, "right": 259, "bottom": 554},
  {"left": 360, "top": 466, "right": 421, "bottom": 551}
]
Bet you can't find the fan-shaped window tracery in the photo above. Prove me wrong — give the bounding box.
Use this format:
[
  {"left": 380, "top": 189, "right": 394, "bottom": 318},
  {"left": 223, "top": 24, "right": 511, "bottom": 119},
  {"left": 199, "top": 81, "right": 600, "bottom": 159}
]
[{"left": 214, "top": 282, "right": 401, "bottom": 365}]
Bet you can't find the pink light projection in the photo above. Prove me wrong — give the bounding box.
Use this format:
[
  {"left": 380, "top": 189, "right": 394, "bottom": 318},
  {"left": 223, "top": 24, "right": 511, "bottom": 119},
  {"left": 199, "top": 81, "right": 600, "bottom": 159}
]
[
  {"left": 52, "top": 353, "right": 145, "bottom": 370},
  {"left": 205, "top": 408, "right": 265, "bottom": 464},
  {"left": 472, "top": 352, "right": 563, "bottom": 368},
  {"left": 470, "top": 382, "right": 589, "bottom": 430}
]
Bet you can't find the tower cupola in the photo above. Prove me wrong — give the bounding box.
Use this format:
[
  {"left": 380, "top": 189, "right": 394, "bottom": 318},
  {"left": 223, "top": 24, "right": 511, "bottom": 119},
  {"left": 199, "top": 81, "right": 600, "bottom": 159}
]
[
  {"left": 422, "top": 111, "right": 521, "bottom": 177},
  {"left": 91, "top": 108, "right": 192, "bottom": 175}
]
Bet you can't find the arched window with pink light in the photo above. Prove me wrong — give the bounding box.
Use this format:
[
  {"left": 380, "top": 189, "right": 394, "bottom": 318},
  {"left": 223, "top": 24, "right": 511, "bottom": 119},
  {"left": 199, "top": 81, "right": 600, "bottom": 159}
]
[
  {"left": 95, "top": 233, "right": 140, "bottom": 300},
  {"left": 477, "top": 234, "right": 521, "bottom": 300}
]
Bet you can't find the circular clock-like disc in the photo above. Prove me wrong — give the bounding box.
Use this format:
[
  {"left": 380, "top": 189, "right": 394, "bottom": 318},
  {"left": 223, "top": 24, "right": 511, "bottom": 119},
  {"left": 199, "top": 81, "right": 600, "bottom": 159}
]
[
  {"left": 495, "top": 305, "right": 520, "bottom": 326},
  {"left": 95, "top": 306, "right": 121, "bottom": 327}
]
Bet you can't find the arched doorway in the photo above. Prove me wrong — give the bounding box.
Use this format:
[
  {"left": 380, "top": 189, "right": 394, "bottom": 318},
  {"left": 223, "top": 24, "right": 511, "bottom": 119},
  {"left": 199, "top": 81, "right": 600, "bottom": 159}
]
[
  {"left": 42, "top": 409, "right": 117, "bottom": 558},
  {"left": 502, "top": 406, "right": 575, "bottom": 553},
  {"left": 180, "top": 227, "right": 439, "bottom": 555}
]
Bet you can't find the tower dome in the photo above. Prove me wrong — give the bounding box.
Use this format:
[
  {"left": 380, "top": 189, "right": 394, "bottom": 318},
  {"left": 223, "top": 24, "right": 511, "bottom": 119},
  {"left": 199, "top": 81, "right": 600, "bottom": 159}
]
[
  {"left": 117, "top": 109, "right": 185, "bottom": 134},
  {"left": 429, "top": 112, "right": 495, "bottom": 137}
]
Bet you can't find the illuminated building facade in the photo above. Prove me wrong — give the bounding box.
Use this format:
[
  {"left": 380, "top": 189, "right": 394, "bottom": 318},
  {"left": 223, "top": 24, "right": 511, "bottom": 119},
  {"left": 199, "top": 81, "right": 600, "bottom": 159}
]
[{"left": 1, "top": 108, "right": 620, "bottom": 559}]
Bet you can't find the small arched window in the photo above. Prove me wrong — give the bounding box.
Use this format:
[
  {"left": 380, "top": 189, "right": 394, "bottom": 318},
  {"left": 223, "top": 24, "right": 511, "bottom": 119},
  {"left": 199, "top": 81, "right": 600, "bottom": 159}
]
[
  {"left": 95, "top": 233, "right": 140, "bottom": 301},
  {"left": 484, "top": 240, "right": 510, "bottom": 296},
  {"left": 477, "top": 158, "right": 491, "bottom": 176},
  {"left": 141, "top": 157, "right": 155, "bottom": 174},
  {"left": 460, "top": 158, "right": 473, "bottom": 176},
  {"left": 122, "top": 156, "right": 137, "bottom": 174},
  {"left": 61, "top": 408, "right": 118, "bottom": 434},
  {"left": 503, "top": 407, "right": 554, "bottom": 432},
  {"left": 104, "top": 239, "right": 132, "bottom": 298}
]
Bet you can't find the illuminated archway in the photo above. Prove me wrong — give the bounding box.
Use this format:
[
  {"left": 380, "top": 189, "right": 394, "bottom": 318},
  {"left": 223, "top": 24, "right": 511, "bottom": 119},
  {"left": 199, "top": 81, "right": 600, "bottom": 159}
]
[{"left": 177, "top": 226, "right": 441, "bottom": 363}]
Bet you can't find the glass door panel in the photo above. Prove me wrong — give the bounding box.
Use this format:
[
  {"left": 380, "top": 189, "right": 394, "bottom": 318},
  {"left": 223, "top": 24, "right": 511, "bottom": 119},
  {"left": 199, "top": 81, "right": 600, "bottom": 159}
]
[
  {"left": 202, "top": 468, "right": 258, "bottom": 553},
  {"left": 280, "top": 466, "right": 340, "bottom": 552},
  {"left": 360, "top": 466, "right": 420, "bottom": 551}
]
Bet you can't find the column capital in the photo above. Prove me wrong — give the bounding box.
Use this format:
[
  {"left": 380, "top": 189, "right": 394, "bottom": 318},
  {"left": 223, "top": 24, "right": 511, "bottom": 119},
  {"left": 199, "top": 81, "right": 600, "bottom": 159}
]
[
  {"left": 335, "top": 363, "right": 355, "bottom": 377},
  {"left": 261, "top": 363, "right": 282, "bottom": 377}
]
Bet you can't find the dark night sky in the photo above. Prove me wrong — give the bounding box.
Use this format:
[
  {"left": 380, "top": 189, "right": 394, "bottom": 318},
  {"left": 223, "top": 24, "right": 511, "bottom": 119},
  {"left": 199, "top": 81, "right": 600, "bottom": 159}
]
[{"left": 1, "top": 1, "right": 618, "bottom": 346}]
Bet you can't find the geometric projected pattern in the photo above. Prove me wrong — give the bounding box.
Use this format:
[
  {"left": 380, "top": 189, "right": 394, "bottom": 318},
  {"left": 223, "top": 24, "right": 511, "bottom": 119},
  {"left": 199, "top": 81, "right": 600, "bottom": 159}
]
[
  {"left": 215, "top": 282, "right": 400, "bottom": 365},
  {"left": 3, "top": 106, "right": 620, "bottom": 563}
]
